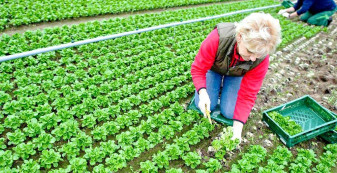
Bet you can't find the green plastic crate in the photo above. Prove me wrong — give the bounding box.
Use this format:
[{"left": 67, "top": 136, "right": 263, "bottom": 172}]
[
  {"left": 187, "top": 95, "right": 233, "bottom": 126},
  {"left": 319, "top": 111, "right": 337, "bottom": 144},
  {"left": 262, "top": 95, "right": 337, "bottom": 147}
]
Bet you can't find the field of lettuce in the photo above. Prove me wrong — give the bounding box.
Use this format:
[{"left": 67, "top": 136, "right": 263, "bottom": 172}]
[
  {"left": 0, "top": 0, "right": 238, "bottom": 30},
  {"left": 1, "top": 0, "right": 337, "bottom": 172}
]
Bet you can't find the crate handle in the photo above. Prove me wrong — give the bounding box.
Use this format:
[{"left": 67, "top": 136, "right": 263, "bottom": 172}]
[
  {"left": 304, "top": 131, "right": 317, "bottom": 138},
  {"left": 263, "top": 120, "right": 269, "bottom": 127},
  {"left": 279, "top": 136, "right": 287, "bottom": 146},
  {"left": 280, "top": 104, "right": 287, "bottom": 111},
  {"left": 304, "top": 127, "right": 328, "bottom": 140}
]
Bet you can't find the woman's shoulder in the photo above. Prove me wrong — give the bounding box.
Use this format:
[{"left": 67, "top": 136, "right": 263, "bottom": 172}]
[
  {"left": 216, "top": 22, "right": 235, "bottom": 29},
  {"left": 216, "top": 23, "right": 236, "bottom": 38}
]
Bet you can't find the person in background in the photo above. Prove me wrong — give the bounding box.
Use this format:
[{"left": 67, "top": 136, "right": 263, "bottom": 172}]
[
  {"left": 191, "top": 12, "right": 281, "bottom": 143},
  {"left": 278, "top": 0, "right": 336, "bottom": 26}
]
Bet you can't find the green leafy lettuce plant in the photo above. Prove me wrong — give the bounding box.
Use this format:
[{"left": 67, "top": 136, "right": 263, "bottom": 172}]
[
  {"left": 314, "top": 144, "right": 337, "bottom": 172},
  {"left": 165, "top": 144, "right": 183, "bottom": 160},
  {"left": 289, "top": 148, "right": 317, "bottom": 173},
  {"left": 23, "top": 118, "right": 42, "bottom": 137},
  {"left": 204, "top": 158, "right": 222, "bottom": 173},
  {"left": 52, "top": 119, "right": 79, "bottom": 140},
  {"left": 231, "top": 145, "right": 267, "bottom": 173},
  {"left": 39, "top": 149, "right": 63, "bottom": 169},
  {"left": 0, "top": 138, "right": 6, "bottom": 149},
  {"left": 84, "top": 147, "right": 106, "bottom": 165},
  {"left": 68, "top": 158, "right": 89, "bottom": 173},
  {"left": 0, "top": 150, "right": 17, "bottom": 168},
  {"left": 269, "top": 111, "right": 302, "bottom": 135},
  {"left": 13, "top": 142, "right": 36, "bottom": 160},
  {"left": 33, "top": 132, "right": 56, "bottom": 151},
  {"left": 212, "top": 126, "right": 240, "bottom": 160},
  {"left": 152, "top": 151, "right": 170, "bottom": 169},
  {"left": 4, "top": 114, "right": 23, "bottom": 130},
  {"left": 105, "top": 153, "right": 127, "bottom": 171},
  {"left": 258, "top": 146, "right": 293, "bottom": 173},
  {"left": 7, "top": 129, "right": 26, "bottom": 146},
  {"left": 58, "top": 141, "right": 80, "bottom": 160},
  {"left": 166, "top": 168, "right": 183, "bottom": 173},
  {"left": 140, "top": 160, "right": 158, "bottom": 173},
  {"left": 93, "top": 164, "right": 112, "bottom": 173},
  {"left": 182, "top": 151, "right": 201, "bottom": 169},
  {"left": 19, "top": 159, "right": 41, "bottom": 172}
]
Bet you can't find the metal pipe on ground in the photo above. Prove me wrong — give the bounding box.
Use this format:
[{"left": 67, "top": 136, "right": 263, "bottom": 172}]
[{"left": 0, "top": 4, "right": 281, "bottom": 63}]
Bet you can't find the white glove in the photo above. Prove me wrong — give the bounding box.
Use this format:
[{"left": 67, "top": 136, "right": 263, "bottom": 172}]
[
  {"left": 231, "top": 120, "right": 243, "bottom": 144},
  {"left": 278, "top": 9, "right": 288, "bottom": 15},
  {"left": 198, "top": 89, "right": 211, "bottom": 118},
  {"left": 282, "top": 12, "right": 290, "bottom": 18}
]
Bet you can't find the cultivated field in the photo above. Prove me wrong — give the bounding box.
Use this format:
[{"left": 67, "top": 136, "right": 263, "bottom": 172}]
[{"left": 0, "top": 0, "right": 336, "bottom": 172}]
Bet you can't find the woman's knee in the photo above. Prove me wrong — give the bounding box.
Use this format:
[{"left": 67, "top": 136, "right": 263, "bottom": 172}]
[
  {"left": 300, "top": 12, "right": 311, "bottom": 22},
  {"left": 300, "top": 15, "right": 309, "bottom": 22},
  {"left": 220, "top": 104, "right": 234, "bottom": 119},
  {"left": 307, "top": 17, "right": 327, "bottom": 26},
  {"left": 210, "top": 101, "right": 217, "bottom": 111}
]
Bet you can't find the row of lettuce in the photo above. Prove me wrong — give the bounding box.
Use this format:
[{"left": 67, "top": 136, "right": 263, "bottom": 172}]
[
  {"left": 138, "top": 126, "right": 337, "bottom": 172},
  {"left": 0, "top": 3, "right": 327, "bottom": 173},
  {"left": 230, "top": 143, "right": 337, "bottom": 173},
  {"left": 1, "top": 0, "right": 239, "bottom": 30},
  {"left": 137, "top": 125, "right": 337, "bottom": 172}
]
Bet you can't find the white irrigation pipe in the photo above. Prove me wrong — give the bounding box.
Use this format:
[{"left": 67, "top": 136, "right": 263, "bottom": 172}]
[{"left": 0, "top": 4, "right": 282, "bottom": 63}]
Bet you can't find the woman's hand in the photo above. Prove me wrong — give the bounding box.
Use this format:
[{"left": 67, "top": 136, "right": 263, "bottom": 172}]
[
  {"left": 282, "top": 12, "right": 290, "bottom": 18},
  {"left": 278, "top": 7, "right": 295, "bottom": 15},
  {"left": 231, "top": 120, "right": 243, "bottom": 144},
  {"left": 278, "top": 9, "right": 288, "bottom": 15},
  {"left": 198, "top": 88, "right": 211, "bottom": 118},
  {"left": 289, "top": 12, "right": 299, "bottom": 18},
  {"left": 282, "top": 11, "right": 299, "bottom": 19}
]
